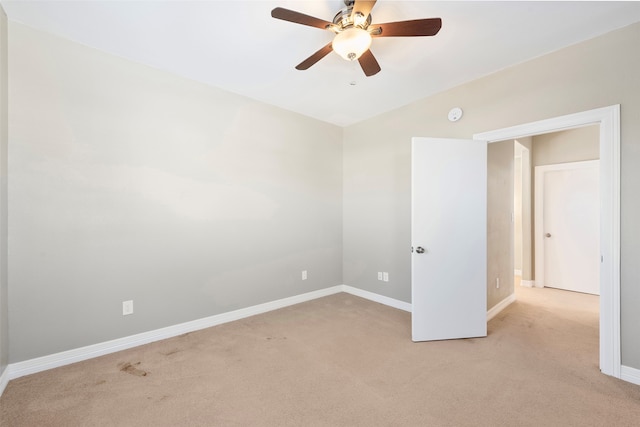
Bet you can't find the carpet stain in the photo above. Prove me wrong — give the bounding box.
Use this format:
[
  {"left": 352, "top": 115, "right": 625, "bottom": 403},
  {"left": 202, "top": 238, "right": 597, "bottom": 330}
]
[
  {"left": 161, "top": 348, "right": 182, "bottom": 356},
  {"left": 95, "top": 380, "right": 107, "bottom": 386},
  {"left": 118, "top": 362, "right": 149, "bottom": 377},
  {"left": 146, "top": 395, "right": 171, "bottom": 402}
]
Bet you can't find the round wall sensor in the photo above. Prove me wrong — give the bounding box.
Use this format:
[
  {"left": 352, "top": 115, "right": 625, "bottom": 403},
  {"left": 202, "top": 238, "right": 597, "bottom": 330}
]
[{"left": 448, "top": 107, "right": 463, "bottom": 122}]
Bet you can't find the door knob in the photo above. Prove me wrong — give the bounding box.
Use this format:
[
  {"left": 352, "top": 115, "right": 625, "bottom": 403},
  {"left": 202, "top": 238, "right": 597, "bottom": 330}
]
[
  {"left": 545, "top": 233, "right": 552, "bottom": 238},
  {"left": 416, "top": 246, "right": 426, "bottom": 254}
]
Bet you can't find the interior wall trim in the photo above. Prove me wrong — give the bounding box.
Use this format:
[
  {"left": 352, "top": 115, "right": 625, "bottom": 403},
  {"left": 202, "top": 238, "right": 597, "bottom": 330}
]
[
  {"left": 3, "top": 279, "right": 627, "bottom": 398},
  {"left": 520, "top": 280, "right": 535, "bottom": 288},
  {"left": 5, "top": 285, "right": 345, "bottom": 383},
  {"left": 0, "top": 285, "right": 413, "bottom": 390},
  {"left": 342, "top": 285, "right": 412, "bottom": 312},
  {"left": 621, "top": 365, "right": 640, "bottom": 386},
  {"left": 1, "top": 283, "right": 525, "bottom": 390},
  {"left": 487, "top": 293, "right": 516, "bottom": 321},
  {"left": 0, "top": 366, "right": 8, "bottom": 397}
]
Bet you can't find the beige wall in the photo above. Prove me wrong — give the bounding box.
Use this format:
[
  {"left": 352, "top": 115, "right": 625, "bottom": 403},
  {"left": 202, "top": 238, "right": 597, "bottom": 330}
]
[
  {"left": 533, "top": 125, "right": 600, "bottom": 167},
  {"left": 514, "top": 149, "right": 522, "bottom": 271},
  {"left": 343, "top": 22, "right": 640, "bottom": 369},
  {"left": 0, "top": 5, "right": 7, "bottom": 375},
  {"left": 8, "top": 23, "right": 343, "bottom": 362},
  {"left": 487, "top": 141, "right": 514, "bottom": 309}
]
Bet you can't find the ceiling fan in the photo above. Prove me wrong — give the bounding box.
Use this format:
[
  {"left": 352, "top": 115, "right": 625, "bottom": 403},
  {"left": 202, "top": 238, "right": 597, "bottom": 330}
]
[{"left": 271, "top": 0, "right": 442, "bottom": 77}]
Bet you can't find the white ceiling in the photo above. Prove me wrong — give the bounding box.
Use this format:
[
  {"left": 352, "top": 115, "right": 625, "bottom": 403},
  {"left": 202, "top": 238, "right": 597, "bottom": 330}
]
[{"left": 3, "top": 1, "right": 640, "bottom": 126}]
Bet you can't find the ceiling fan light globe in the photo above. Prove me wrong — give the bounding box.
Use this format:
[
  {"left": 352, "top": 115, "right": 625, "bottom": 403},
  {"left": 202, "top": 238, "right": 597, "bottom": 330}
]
[{"left": 332, "top": 27, "right": 372, "bottom": 61}]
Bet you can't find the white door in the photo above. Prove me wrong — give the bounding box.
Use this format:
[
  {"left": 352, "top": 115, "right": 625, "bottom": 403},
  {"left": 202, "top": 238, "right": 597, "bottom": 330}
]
[
  {"left": 411, "top": 137, "right": 487, "bottom": 342},
  {"left": 537, "top": 161, "right": 599, "bottom": 295}
]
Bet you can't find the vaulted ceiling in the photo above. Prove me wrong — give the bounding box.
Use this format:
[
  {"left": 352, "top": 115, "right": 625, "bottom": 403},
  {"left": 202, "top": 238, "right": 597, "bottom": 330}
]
[{"left": 3, "top": 1, "right": 640, "bottom": 126}]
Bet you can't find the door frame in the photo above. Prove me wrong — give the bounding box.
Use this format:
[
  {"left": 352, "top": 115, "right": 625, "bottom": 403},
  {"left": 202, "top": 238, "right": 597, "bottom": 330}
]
[
  {"left": 474, "top": 105, "right": 620, "bottom": 379},
  {"left": 534, "top": 160, "right": 600, "bottom": 293}
]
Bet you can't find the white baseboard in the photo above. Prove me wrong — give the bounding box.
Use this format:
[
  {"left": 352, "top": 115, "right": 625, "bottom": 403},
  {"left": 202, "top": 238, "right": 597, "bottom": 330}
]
[
  {"left": 520, "top": 280, "right": 535, "bottom": 288},
  {"left": 8, "top": 284, "right": 633, "bottom": 395},
  {"left": 621, "top": 365, "right": 640, "bottom": 386},
  {"left": 534, "top": 281, "right": 544, "bottom": 288},
  {"left": 6, "top": 284, "right": 411, "bottom": 384},
  {"left": 514, "top": 269, "right": 522, "bottom": 277},
  {"left": 0, "top": 365, "right": 9, "bottom": 397},
  {"left": 342, "top": 285, "right": 412, "bottom": 312},
  {"left": 6, "top": 285, "right": 344, "bottom": 382},
  {"left": 487, "top": 293, "right": 516, "bottom": 321},
  {"left": 342, "top": 286, "right": 518, "bottom": 323}
]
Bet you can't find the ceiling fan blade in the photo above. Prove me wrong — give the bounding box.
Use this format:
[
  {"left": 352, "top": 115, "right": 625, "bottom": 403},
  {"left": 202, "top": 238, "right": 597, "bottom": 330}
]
[
  {"left": 358, "top": 49, "right": 381, "bottom": 77},
  {"left": 371, "top": 18, "right": 442, "bottom": 37},
  {"left": 296, "top": 43, "right": 334, "bottom": 70},
  {"left": 271, "top": 7, "right": 332, "bottom": 30},
  {"left": 351, "top": 0, "right": 377, "bottom": 21}
]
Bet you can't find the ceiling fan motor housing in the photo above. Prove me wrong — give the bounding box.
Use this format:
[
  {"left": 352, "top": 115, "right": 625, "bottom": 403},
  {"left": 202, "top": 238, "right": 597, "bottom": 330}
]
[{"left": 333, "top": 5, "right": 372, "bottom": 31}]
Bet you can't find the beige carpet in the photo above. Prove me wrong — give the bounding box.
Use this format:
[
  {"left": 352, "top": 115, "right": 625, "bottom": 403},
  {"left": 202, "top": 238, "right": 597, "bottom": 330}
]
[{"left": 2, "top": 285, "right": 640, "bottom": 426}]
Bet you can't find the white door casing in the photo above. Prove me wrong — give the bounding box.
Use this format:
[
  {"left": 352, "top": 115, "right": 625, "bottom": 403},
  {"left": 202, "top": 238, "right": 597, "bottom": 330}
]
[
  {"left": 411, "top": 137, "right": 487, "bottom": 342},
  {"left": 514, "top": 142, "right": 532, "bottom": 282},
  {"left": 474, "top": 105, "right": 620, "bottom": 379},
  {"left": 536, "top": 161, "right": 600, "bottom": 295}
]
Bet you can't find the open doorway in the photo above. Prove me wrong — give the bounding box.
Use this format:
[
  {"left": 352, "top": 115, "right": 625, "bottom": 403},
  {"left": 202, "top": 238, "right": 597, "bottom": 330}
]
[
  {"left": 476, "top": 105, "right": 620, "bottom": 379},
  {"left": 509, "top": 126, "right": 601, "bottom": 371},
  {"left": 514, "top": 126, "right": 600, "bottom": 295}
]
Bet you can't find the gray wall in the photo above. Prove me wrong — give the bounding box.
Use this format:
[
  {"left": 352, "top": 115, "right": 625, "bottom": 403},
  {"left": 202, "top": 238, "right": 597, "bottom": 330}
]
[
  {"left": 8, "top": 23, "right": 343, "bottom": 362},
  {"left": 0, "top": 5, "right": 7, "bottom": 375},
  {"left": 487, "top": 141, "right": 514, "bottom": 309},
  {"left": 342, "top": 22, "right": 640, "bottom": 369}
]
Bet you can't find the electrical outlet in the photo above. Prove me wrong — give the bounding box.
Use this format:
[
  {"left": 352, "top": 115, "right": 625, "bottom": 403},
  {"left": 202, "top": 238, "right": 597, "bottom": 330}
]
[
  {"left": 122, "top": 300, "right": 134, "bottom": 316},
  {"left": 383, "top": 272, "right": 389, "bottom": 282},
  {"left": 302, "top": 270, "right": 307, "bottom": 280},
  {"left": 496, "top": 278, "right": 500, "bottom": 289},
  {"left": 378, "top": 272, "right": 383, "bottom": 281}
]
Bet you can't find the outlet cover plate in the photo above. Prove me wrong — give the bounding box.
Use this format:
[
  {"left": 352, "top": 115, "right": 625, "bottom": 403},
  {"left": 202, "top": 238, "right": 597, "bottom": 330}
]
[{"left": 123, "top": 300, "right": 134, "bottom": 316}]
